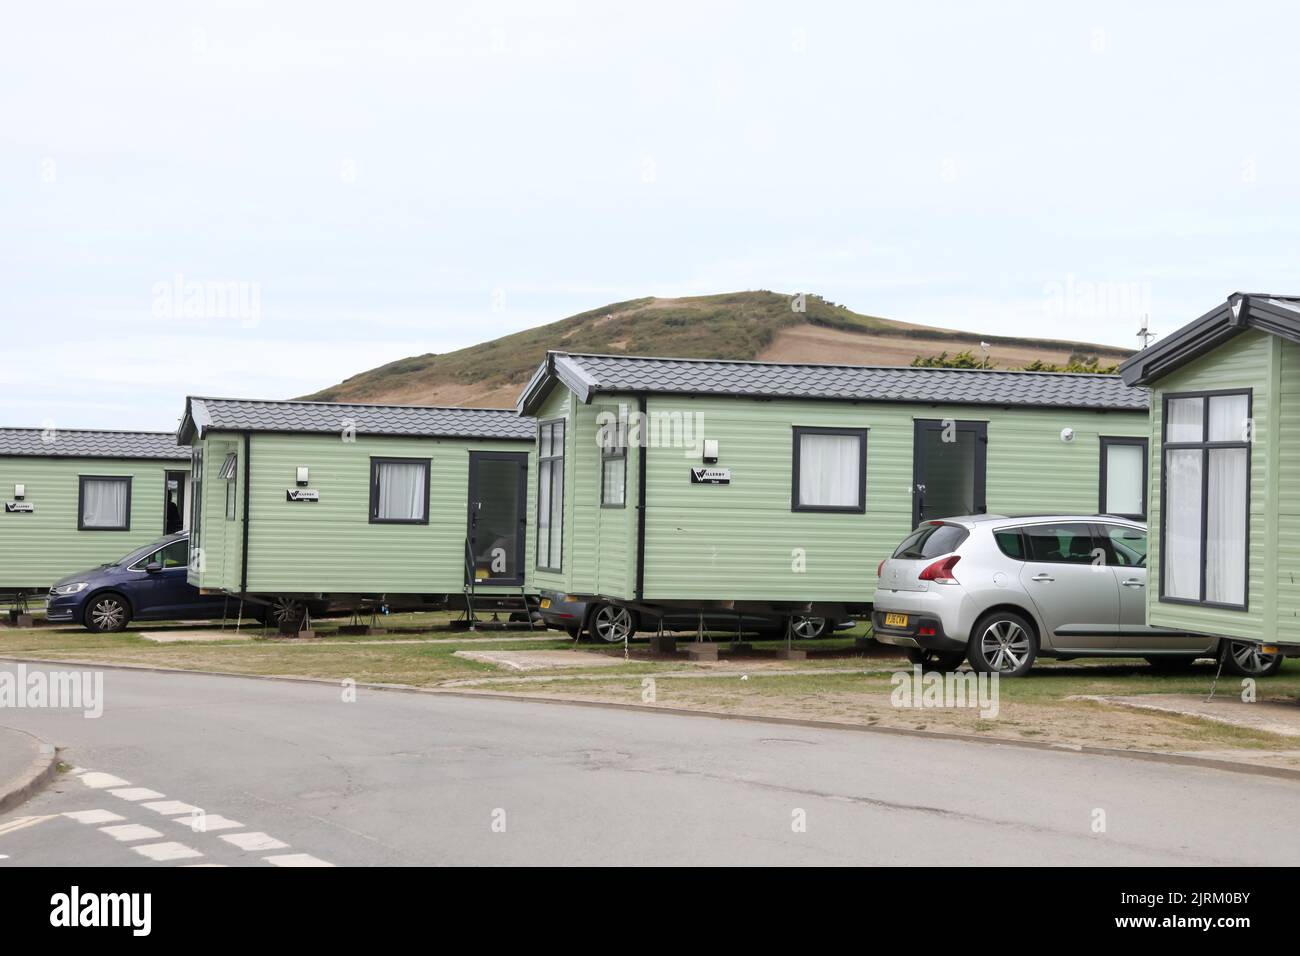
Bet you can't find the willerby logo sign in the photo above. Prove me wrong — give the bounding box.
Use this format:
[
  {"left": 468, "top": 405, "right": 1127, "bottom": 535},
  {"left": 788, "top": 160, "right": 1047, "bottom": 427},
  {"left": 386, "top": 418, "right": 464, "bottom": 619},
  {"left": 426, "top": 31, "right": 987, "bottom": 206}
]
[
  {"left": 286, "top": 489, "right": 320, "bottom": 502},
  {"left": 4, "top": 502, "right": 34, "bottom": 513},
  {"left": 690, "top": 467, "right": 731, "bottom": 485}
]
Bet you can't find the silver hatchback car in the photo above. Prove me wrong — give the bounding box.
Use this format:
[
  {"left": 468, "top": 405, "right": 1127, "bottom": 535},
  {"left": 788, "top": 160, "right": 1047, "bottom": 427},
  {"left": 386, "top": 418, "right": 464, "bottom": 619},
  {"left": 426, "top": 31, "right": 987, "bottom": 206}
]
[{"left": 872, "top": 515, "right": 1282, "bottom": 677}]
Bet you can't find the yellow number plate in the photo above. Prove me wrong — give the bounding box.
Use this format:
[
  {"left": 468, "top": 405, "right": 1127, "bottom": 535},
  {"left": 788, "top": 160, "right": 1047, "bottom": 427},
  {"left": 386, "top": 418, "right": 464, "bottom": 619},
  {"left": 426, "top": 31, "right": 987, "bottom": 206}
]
[
  {"left": 540, "top": 598, "right": 551, "bottom": 609},
  {"left": 884, "top": 613, "right": 909, "bottom": 627}
]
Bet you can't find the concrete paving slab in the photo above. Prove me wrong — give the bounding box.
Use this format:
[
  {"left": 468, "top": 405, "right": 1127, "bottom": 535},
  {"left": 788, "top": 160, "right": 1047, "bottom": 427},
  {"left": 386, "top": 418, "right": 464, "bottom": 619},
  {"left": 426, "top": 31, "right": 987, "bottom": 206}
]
[
  {"left": 453, "top": 649, "right": 629, "bottom": 671},
  {"left": 0, "top": 726, "right": 58, "bottom": 815}
]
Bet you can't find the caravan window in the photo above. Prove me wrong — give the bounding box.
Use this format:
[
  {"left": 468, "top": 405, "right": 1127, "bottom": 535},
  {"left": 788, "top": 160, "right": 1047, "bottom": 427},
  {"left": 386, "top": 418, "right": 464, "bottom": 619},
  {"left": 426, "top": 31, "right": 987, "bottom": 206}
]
[
  {"left": 369, "top": 458, "right": 430, "bottom": 524},
  {"left": 792, "top": 426, "right": 867, "bottom": 513},
  {"left": 1100, "top": 437, "right": 1147, "bottom": 519},
  {"left": 78, "top": 476, "right": 131, "bottom": 531},
  {"left": 1161, "top": 391, "right": 1250, "bottom": 608},
  {"left": 537, "top": 420, "right": 565, "bottom": 571}
]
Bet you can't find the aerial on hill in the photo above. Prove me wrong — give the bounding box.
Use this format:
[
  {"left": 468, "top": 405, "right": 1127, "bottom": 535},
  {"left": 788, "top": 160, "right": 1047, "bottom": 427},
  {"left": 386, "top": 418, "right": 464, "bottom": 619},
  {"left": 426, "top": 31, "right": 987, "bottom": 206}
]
[{"left": 299, "top": 291, "right": 1135, "bottom": 408}]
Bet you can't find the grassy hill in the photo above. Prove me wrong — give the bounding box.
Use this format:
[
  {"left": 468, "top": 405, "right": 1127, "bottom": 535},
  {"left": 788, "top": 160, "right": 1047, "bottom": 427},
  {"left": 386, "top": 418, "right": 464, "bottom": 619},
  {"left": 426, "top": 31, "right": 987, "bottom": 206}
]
[{"left": 300, "top": 291, "right": 1135, "bottom": 408}]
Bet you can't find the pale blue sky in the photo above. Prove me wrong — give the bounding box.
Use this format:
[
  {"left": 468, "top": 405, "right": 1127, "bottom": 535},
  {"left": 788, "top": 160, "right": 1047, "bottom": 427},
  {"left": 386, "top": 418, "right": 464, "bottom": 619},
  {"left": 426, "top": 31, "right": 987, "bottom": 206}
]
[{"left": 3, "top": 0, "right": 1299, "bottom": 430}]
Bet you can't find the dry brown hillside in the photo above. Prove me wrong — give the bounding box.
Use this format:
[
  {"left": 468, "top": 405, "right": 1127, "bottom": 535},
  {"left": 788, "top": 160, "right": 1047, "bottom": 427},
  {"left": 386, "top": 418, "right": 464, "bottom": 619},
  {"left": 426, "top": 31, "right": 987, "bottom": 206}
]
[{"left": 299, "top": 291, "right": 1134, "bottom": 408}]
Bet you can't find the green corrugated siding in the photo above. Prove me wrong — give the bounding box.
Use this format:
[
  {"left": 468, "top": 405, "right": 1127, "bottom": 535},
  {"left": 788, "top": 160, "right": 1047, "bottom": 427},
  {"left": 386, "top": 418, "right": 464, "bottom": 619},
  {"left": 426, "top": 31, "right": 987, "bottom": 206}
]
[
  {"left": 0, "top": 456, "right": 188, "bottom": 590},
  {"left": 534, "top": 385, "right": 1147, "bottom": 604},
  {"left": 1146, "top": 330, "right": 1271, "bottom": 641},
  {"left": 189, "top": 435, "right": 243, "bottom": 593},
  {"left": 1276, "top": 340, "right": 1300, "bottom": 643},
  {"left": 639, "top": 396, "right": 1148, "bottom": 602},
  {"left": 190, "top": 431, "right": 532, "bottom": 596}
]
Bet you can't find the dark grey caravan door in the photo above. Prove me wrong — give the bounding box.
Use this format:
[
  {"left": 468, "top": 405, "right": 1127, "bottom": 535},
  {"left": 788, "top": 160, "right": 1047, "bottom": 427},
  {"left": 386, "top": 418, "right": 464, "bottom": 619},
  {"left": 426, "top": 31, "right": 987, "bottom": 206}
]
[
  {"left": 467, "top": 451, "right": 529, "bottom": 587},
  {"left": 912, "top": 419, "right": 988, "bottom": 527}
]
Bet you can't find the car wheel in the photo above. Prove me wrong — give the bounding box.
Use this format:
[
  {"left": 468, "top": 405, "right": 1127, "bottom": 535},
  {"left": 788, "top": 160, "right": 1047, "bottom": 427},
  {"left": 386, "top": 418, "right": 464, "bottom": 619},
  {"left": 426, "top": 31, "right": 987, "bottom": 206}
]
[
  {"left": 590, "top": 604, "right": 636, "bottom": 643},
  {"left": 259, "top": 596, "right": 306, "bottom": 630},
  {"left": 1145, "top": 655, "right": 1200, "bottom": 671},
  {"left": 967, "top": 611, "right": 1036, "bottom": 677},
  {"left": 788, "top": 615, "right": 827, "bottom": 640},
  {"left": 905, "top": 647, "right": 966, "bottom": 671},
  {"left": 85, "top": 593, "right": 130, "bottom": 633},
  {"left": 1220, "top": 640, "right": 1283, "bottom": 677}
]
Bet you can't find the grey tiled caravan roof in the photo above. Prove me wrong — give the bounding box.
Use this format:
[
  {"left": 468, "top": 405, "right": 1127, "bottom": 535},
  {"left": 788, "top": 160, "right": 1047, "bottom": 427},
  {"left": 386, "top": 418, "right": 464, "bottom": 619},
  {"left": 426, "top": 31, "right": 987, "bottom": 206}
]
[
  {"left": 527, "top": 352, "right": 1148, "bottom": 412},
  {"left": 183, "top": 397, "right": 536, "bottom": 441},
  {"left": 0, "top": 428, "right": 190, "bottom": 460}
]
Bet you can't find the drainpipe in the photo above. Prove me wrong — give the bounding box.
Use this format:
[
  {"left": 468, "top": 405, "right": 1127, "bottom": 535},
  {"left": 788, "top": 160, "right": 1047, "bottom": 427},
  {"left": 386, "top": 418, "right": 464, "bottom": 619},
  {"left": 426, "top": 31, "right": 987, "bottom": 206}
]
[
  {"left": 635, "top": 395, "right": 648, "bottom": 601},
  {"left": 240, "top": 431, "right": 251, "bottom": 594}
]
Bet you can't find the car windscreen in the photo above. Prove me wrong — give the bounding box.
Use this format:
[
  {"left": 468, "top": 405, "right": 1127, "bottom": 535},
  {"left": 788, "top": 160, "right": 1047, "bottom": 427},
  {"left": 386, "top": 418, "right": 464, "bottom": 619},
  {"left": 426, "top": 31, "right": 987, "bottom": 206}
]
[{"left": 891, "top": 523, "right": 969, "bottom": 559}]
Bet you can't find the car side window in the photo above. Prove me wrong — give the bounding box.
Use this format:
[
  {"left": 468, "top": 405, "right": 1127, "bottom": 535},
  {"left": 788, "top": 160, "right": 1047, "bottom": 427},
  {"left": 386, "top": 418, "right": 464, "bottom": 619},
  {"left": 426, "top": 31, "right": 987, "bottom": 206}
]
[
  {"left": 130, "top": 540, "right": 188, "bottom": 570},
  {"left": 994, "top": 528, "right": 1026, "bottom": 560},
  {"left": 1024, "top": 523, "right": 1098, "bottom": 565},
  {"left": 1102, "top": 525, "right": 1147, "bottom": 568}
]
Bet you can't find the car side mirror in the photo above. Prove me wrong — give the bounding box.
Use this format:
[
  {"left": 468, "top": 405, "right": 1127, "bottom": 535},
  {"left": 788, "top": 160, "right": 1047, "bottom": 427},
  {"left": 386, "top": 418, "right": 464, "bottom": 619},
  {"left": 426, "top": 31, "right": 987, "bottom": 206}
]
[{"left": 145, "top": 562, "right": 163, "bottom": 573}]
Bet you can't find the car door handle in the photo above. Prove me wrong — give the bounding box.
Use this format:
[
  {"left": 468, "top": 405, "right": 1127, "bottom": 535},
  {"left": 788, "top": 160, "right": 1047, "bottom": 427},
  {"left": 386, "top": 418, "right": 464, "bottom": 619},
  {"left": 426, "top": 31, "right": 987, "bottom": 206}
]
[
  {"left": 1031, "top": 573, "right": 1055, "bottom": 582},
  {"left": 1121, "top": 579, "right": 1145, "bottom": 588}
]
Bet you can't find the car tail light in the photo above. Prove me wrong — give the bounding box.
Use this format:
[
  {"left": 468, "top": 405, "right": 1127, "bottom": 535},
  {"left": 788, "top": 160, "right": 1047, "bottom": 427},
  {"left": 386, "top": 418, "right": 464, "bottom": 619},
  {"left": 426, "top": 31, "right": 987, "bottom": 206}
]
[
  {"left": 877, "top": 560, "right": 885, "bottom": 577},
  {"left": 918, "top": 625, "right": 936, "bottom": 636},
  {"left": 918, "top": 555, "right": 961, "bottom": 584}
]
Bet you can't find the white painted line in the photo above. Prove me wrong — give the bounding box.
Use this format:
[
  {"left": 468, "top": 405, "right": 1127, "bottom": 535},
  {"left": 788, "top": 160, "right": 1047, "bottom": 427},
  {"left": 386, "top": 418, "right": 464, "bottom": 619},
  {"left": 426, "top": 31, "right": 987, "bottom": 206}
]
[
  {"left": 141, "top": 800, "right": 201, "bottom": 816},
  {"left": 173, "top": 814, "right": 243, "bottom": 832},
  {"left": 221, "top": 832, "right": 288, "bottom": 852},
  {"left": 79, "top": 772, "right": 130, "bottom": 789},
  {"left": 0, "top": 815, "right": 54, "bottom": 836},
  {"left": 62, "top": 809, "right": 126, "bottom": 825},
  {"left": 108, "top": 788, "right": 165, "bottom": 802},
  {"left": 66, "top": 766, "right": 86, "bottom": 775},
  {"left": 132, "top": 841, "right": 203, "bottom": 862},
  {"left": 264, "top": 853, "right": 334, "bottom": 867},
  {"left": 99, "top": 824, "right": 164, "bottom": 843}
]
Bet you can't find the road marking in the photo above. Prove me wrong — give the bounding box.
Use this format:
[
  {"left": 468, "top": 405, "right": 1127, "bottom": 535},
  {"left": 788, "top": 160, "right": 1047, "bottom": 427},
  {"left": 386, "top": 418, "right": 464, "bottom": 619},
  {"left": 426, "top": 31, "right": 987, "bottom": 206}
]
[
  {"left": 173, "top": 814, "right": 243, "bottom": 832},
  {"left": 221, "top": 832, "right": 288, "bottom": 852},
  {"left": 99, "top": 824, "right": 164, "bottom": 842},
  {"left": 109, "top": 788, "right": 166, "bottom": 801},
  {"left": 0, "top": 815, "right": 54, "bottom": 836},
  {"left": 264, "top": 853, "right": 333, "bottom": 867},
  {"left": 141, "top": 800, "right": 201, "bottom": 816},
  {"left": 79, "top": 772, "right": 130, "bottom": 789},
  {"left": 63, "top": 809, "right": 126, "bottom": 825},
  {"left": 132, "top": 841, "right": 203, "bottom": 862}
]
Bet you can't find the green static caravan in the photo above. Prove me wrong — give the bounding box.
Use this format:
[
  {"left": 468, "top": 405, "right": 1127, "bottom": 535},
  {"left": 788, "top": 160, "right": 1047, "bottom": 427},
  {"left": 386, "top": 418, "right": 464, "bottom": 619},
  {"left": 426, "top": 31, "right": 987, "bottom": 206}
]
[
  {"left": 517, "top": 351, "right": 1150, "bottom": 626},
  {"left": 1121, "top": 292, "right": 1300, "bottom": 654},
  {"left": 176, "top": 397, "right": 536, "bottom": 623},
  {"left": 0, "top": 428, "right": 192, "bottom": 594}
]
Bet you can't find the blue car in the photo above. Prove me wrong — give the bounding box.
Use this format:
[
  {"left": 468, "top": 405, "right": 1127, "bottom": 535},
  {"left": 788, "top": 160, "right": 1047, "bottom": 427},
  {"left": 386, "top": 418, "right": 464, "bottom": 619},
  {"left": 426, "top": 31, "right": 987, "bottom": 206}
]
[{"left": 46, "top": 531, "right": 229, "bottom": 632}]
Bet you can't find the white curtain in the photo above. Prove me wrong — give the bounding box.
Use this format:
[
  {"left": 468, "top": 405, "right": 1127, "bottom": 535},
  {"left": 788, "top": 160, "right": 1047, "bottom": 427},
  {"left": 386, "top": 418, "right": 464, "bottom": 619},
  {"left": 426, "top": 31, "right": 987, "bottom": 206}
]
[
  {"left": 1164, "top": 449, "right": 1202, "bottom": 599},
  {"left": 799, "top": 433, "right": 860, "bottom": 507},
  {"left": 548, "top": 463, "right": 564, "bottom": 568},
  {"left": 602, "top": 458, "right": 625, "bottom": 505},
  {"left": 1105, "top": 443, "right": 1144, "bottom": 516},
  {"left": 1208, "top": 394, "right": 1250, "bottom": 443},
  {"left": 377, "top": 462, "right": 426, "bottom": 520},
  {"left": 537, "top": 460, "right": 552, "bottom": 564},
  {"left": 1206, "top": 448, "right": 1248, "bottom": 604},
  {"left": 1166, "top": 397, "right": 1204, "bottom": 442},
  {"left": 82, "top": 478, "right": 128, "bottom": 528}
]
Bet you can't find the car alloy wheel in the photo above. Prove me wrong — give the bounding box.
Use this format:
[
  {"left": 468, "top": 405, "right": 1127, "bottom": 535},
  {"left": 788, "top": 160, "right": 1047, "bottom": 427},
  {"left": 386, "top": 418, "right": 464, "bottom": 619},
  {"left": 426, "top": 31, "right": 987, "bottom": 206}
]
[
  {"left": 977, "top": 619, "right": 1033, "bottom": 675},
  {"left": 265, "top": 596, "right": 305, "bottom": 628},
  {"left": 88, "top": 595, "right": 128, "bottom": 633},
  {"left": 592, "top": 604, "right": 633, "bottom": 643},
  {"left": 1223, "top": 640, "right": 1282, "bottom": 677},
  {"left": 790, "top": 616, "right": 826, "bottom": 640}
]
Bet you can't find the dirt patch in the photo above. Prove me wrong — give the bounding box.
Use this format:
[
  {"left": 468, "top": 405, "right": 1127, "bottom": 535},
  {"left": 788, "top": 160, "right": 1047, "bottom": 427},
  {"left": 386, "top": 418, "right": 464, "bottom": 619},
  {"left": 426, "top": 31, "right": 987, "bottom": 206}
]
[
  {"left": 759, "top": 323, "right": 1128, "bottom": 369},
  {"left": 1082, "top": 693, "right": 1300, "bottom": 737}
]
